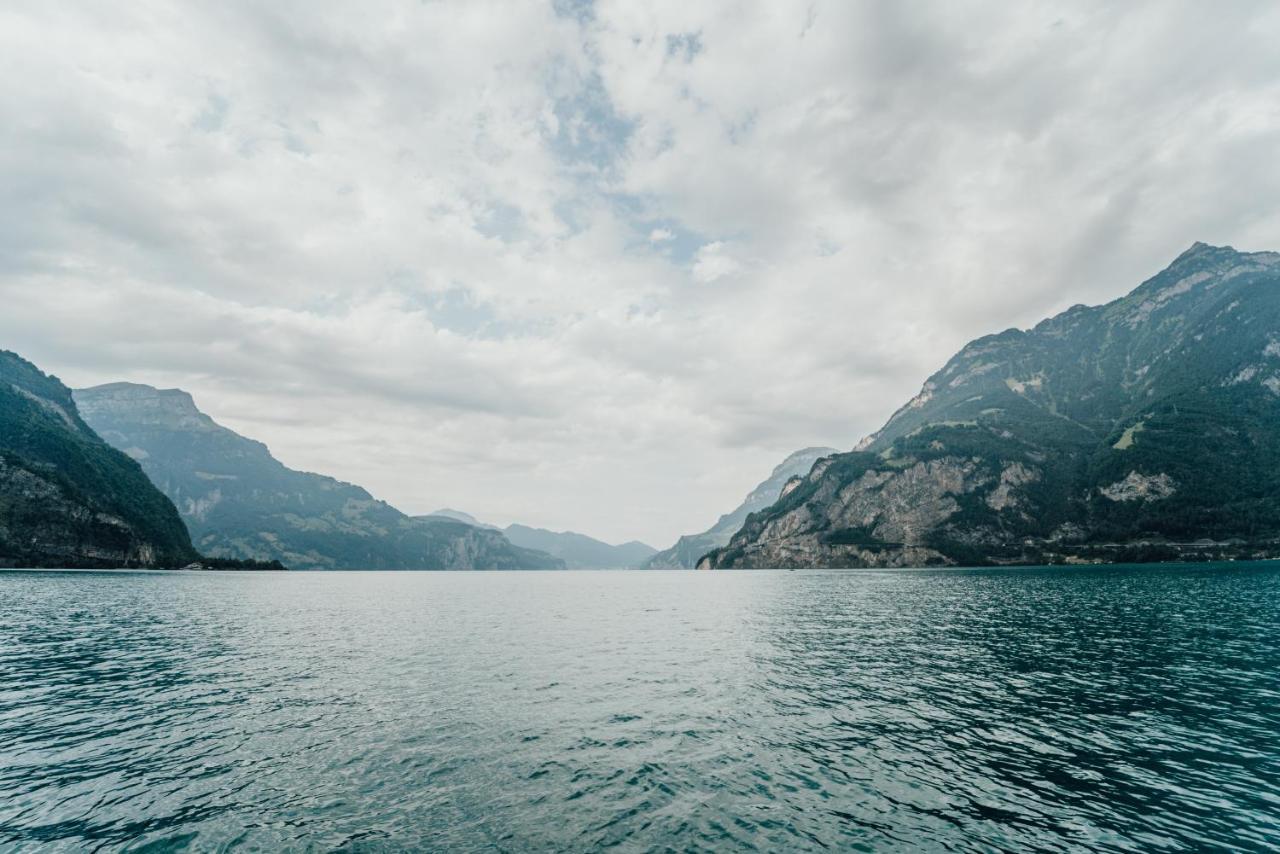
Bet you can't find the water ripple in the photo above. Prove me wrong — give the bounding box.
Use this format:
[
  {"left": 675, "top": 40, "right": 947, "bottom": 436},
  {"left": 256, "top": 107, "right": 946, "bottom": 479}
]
[{"left": 0, "top": 565, "right": 1277, "bottom": 851}]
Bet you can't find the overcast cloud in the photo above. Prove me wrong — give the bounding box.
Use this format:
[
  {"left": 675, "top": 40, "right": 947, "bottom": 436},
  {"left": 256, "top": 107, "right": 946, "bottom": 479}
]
[{"left": 2, "top": 1, "right": 1279, "bottom": 545}]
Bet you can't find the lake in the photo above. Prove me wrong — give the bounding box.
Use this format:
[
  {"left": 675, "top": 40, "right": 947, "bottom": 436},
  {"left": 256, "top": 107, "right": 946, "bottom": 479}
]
[{"left": 1, "top": 565, "right": 1278, "bottom": 851}]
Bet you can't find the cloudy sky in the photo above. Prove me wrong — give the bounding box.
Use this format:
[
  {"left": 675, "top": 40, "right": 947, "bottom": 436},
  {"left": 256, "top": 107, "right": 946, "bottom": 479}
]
[{"left": 2, "top": 1, "right": 1279, "bottom": 546}]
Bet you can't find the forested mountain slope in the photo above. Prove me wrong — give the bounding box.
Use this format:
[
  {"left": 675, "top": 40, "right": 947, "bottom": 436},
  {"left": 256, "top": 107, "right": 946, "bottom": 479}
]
[
  {"left": 75, "top": 383, "right": 563, "bottom": 570},
  {"left": 0, "top": 352, "right": 196, "bottom": 568},
  {"left": 707, "top": 243, "right": 1280, "bottom": 568}
]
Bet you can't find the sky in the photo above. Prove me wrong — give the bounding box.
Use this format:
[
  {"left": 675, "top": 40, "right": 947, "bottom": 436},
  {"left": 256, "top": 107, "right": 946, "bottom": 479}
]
[{"left": 2, "top": 1, "right": 1279, "bottom": 547}]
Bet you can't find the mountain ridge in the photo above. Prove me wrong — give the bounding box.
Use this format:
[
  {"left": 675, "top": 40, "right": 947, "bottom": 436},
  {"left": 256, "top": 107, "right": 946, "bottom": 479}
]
[
  {"left": 644, "top": 446, "right": 838, "bottom": 568},
  {"left": 413, "top": 510, "right": 658, "bottom": 568},
  {"left": 503, "top": 523, "right": 657, "bottom": 568},
  {"left": 0, "top": 354, "right": 198, "bottom": 568},
  {"left": 705, "top": 243, "right": 1280, "bottom": 568},
  {"left": 74, "top": 383, "right": 564, "bottom": 570}
]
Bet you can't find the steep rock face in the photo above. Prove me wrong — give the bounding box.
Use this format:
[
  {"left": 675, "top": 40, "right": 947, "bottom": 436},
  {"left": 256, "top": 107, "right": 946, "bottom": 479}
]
[
  {"left": 645, "top": 447, "right": 837, "bottom": 568},
  {"left": 0, "top": 353, "right": 196, "bottom": 568},
  {"left": 74, "top": 383, "right": 562, "bottom": 570},
  {"left": 707, "top": 243, "right": 1280, "bottom": 568}
]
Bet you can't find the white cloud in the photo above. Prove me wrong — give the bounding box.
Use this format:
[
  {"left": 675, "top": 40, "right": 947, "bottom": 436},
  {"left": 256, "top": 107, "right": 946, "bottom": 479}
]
[
  {"left": 2, "top": 1, "right": 1279, "bottom": 546},
  {"left": 690, "top": 241, "right": 742, "bottom": 283}
]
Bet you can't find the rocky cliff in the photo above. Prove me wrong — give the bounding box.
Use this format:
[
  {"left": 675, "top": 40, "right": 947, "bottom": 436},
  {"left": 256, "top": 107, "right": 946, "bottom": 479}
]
[
  {"left": 74, "top": 383, "right": 563, "bottom": 570},
  {"left": 0, "top": 352, "right": 197, "bottom": 568},
  {"left": 705, "top": 243, "right": 1280, "bottom": 568},
  {"left": 645, "top": 447, "right": 837, "bottom": 568}
]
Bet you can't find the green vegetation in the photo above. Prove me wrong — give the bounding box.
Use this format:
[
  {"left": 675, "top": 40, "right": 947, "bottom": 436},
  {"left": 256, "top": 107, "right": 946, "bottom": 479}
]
[
  {"left": 196, "top": 557, "right": 288, "bottom": 571},
  {"left": 645, "top": 446, "right": 837, "bottom": 568},
  {"left": 0, "top": 351, "right": 198, "bottom": 567},
  {"left": 74, "top": 383, "right": 562, "bottom": 570},
  {"left": 1112, "top": 421, "right": 1145, "bottom": 450},
  {"left": 709, "top": 243, "right": 1280, "bottom": 568}
]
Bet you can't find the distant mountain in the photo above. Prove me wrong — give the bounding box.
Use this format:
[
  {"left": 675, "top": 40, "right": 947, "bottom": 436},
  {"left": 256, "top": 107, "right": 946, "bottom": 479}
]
[
  {"left": 644, "top": 447, "right": 838, "bottom": 568},
  {"left": 707, "top": 243, "right": 1280, "bottom": 568},
  {"left": 503, "top": 523, "right": 656, "bottom": 568},
  {"left": 74, "top": 383, "right": 563, "bottom": 570},
  {"left": 413, "top": 511, "right": 656, "bottom": 568},
  {"left": 420, "top": 508, "right": 498, "bottom": 529},
  {"left": 0, "top": 352, "right": 197, "bottom": 568}
]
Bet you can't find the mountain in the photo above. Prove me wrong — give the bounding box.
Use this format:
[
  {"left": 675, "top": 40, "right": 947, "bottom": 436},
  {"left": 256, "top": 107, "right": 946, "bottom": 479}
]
[
  {"left": 420, "top": 508, "right": 498, "bottom": 529},
  {"left": 706, "top": 243, "right": 1280, "bottom": 568},
  {"left": 412, "top": 511, "right": 656, "bottom": 568},
  {"left": 503, "top": 523, "right": 656, "bottom": 568},
  {"left": 644, "top": 447, "right": 838, "bottom": 568},
  {"left": 73, "top": 383, "right": 564, "bottom": 570},
  {"left": 0, "top": 352, "right": 197, "bottom": 568}
]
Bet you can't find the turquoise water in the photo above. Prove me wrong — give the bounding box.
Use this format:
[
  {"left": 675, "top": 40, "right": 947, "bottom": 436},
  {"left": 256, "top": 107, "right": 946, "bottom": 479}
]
[{"left": 1, "top": 565, "right": 1278, "bottom": 851}]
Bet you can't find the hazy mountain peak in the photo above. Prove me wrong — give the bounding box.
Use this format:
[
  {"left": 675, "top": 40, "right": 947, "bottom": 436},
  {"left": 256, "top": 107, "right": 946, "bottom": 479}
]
[
  {"left": 502, "top": 523, "right": 657, "bottom": 568},
  {"left": 1164, "top": 241, "right": 1279, "bottom": 279},
  {"left": 73, "top": 386, "right": 562, "bottom": 570},
  {"left": 772, "top": 446, "right": 841, "bottom": 478},
  {"left": 426, "top": 508, "right": 486, "bottom": 526},
  {"left": 1174, "top": 240, "right": 1223, "bottom": 262},
  {"left": 77, "top": 383, "right": 221, "bottom": 434},
  {"left": 644, "top": 445, "right": 839, "bottom": 568}
]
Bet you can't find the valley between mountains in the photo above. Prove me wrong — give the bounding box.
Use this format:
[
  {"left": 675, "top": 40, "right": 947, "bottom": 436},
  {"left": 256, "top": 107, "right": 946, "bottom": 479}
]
[{"left": 4, "top": 243, "right": 1279, "bottom": 569}]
